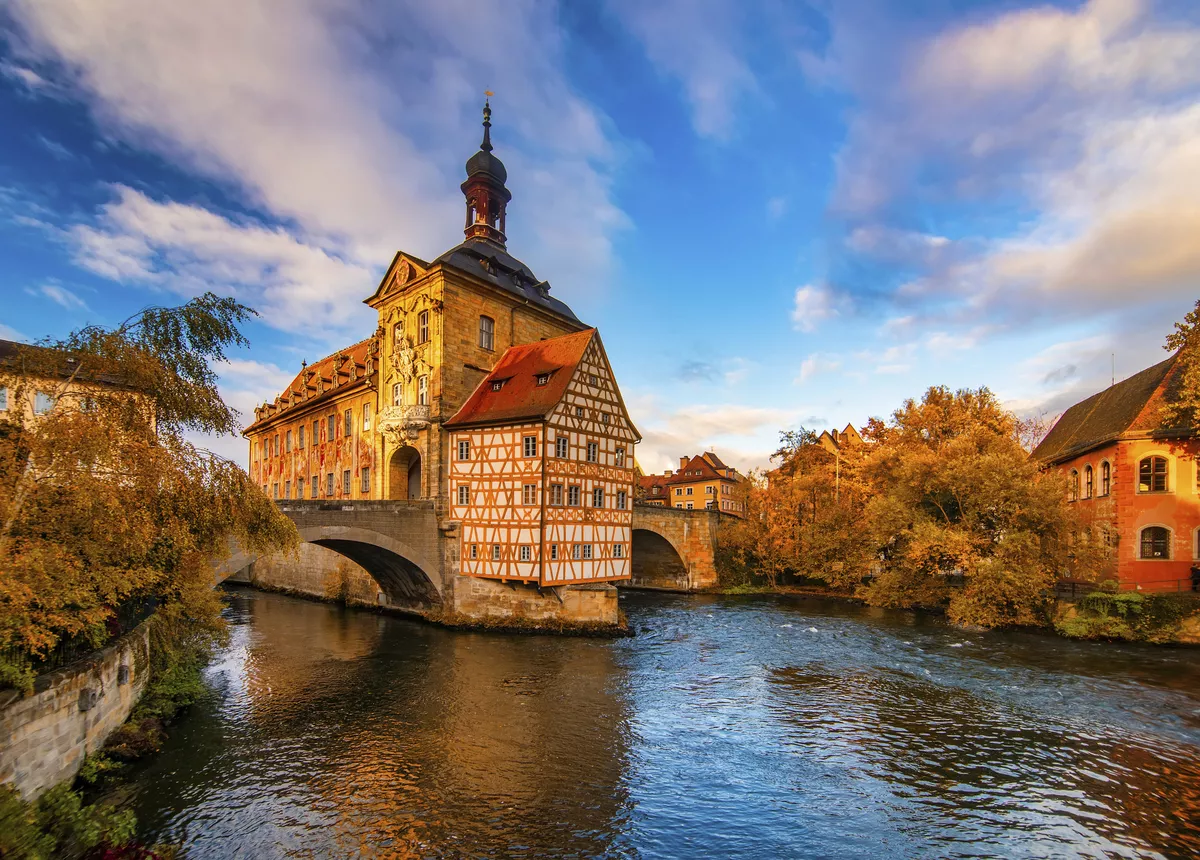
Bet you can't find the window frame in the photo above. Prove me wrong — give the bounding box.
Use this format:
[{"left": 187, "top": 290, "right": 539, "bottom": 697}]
[
  {"left": 523, "top": 435, "right": 537, "bottom": 458},
  {"left": 360, "top": 467, "right": 370, "bottom": 493},
  {"left": 312, "top": 474, "right": 318, "bottom": 497},
  {"left": 1083, "top": 464, "right": 1093, "bottom": 499},
  {"left": 592, "top": 487, "right": 604, "bottom": 508},
  {"left": 478, "top": 315, "right": 495, "bottom": 351},
  {"left": 363, "top": 403, "right": 371, "bottom": 431},
  {"left": 617, "top": 490, "right": 627, "bottom": 510},
  {"left": 555, "top": 436, "right": 569, "bottom": 458},
  {"left": 418, "top": 375, "right": 428, "bottom": 406},
  {"left": 568, "top": 485, "right": 581, "bottom": 507},
  {"left": 519, "top": 545, "right": 531, "bottom": 562},
  {"left": 523, "top": 483, "right": 538, "bottom": 505},
  {"left": 1139, "top": 524, "right": 1172, "bottom": 560},
  {"left": 551, "top": 483, "right": 564, "bottom": 506},
  {"left": 458, "top": 439, "right": 470, "bottom": 461},
  {"left": 586, "top": 441, "right": 598, "bottom": 463},
  {"left": 1068, "top": 469, "right": 1079, "bottom": 502},
  {"left": 1137, "top": 455, "right": 1170, "bottom": 494},
  {"left": 418, "top": 309, "right": 430, "bottom": 344},
  {"left": 457, "top": 484, "right": 470, "bottom": 505},
  {"left": 342, "top": 469, "right": 351, "bottom": 495}
]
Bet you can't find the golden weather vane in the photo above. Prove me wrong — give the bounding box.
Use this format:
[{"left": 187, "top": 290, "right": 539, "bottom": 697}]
[{"left": 485, "top": 90, "right": 494, "bottom": 98}]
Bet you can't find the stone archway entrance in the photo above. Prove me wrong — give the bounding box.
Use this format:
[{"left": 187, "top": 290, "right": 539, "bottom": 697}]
[{"left": 388, "top": 445, "right": 422, "bottom": 500}]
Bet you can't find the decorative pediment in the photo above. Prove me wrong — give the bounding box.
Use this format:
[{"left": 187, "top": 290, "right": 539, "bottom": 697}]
[{"left": 365, "top": 251, "right": 432, "bottom": 308}]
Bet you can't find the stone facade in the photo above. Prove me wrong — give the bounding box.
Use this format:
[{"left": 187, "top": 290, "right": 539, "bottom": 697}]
[
  {"left": 0, "top": 621, "right": 150, "bottom": 800},
  {"left": 629, "top": 505, "right": 723, "bottom": 590}
]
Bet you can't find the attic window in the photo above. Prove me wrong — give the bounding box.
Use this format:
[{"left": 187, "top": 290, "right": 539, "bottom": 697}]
[
  {"left": 536, "top": 373, "right": 550, "bottom": 386},
  {"left": 492, "top": 380, "right": 505, "bottom": 392}
]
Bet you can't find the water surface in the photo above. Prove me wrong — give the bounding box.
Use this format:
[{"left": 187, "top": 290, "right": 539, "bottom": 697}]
[{"left": 126, "top": 589, "right": 1200, "bottom": 858}]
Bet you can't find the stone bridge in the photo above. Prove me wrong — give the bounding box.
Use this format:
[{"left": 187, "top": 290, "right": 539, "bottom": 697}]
[{"left": 217, "top": 500, "right": 727, "bottom": 624}]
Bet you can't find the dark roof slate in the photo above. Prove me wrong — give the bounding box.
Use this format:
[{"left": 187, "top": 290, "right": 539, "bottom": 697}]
[
  {"left": 1032, "top": 353, "right": 1181, "bottom": 464},
  {"left": 434, "top": 237, "right": 581, "bottom": 323}
]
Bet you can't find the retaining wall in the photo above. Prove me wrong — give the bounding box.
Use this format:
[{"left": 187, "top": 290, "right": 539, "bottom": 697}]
[{"left": 0, "top": 621, "right": 150, "bottom": 800}]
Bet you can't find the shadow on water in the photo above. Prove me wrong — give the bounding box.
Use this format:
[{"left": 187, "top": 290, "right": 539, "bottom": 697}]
[{"left": 124, "top": 587, "right": 1200, "bottom": 859}]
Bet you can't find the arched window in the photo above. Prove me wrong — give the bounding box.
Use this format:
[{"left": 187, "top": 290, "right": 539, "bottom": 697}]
[
  {"left": 1138, "top": 456, "right": 1169, "bottom": 493},
  {"left": 1100, "top": 461, "right": 1111, "bottom": 496},
  {"left": 479, "top": 315, "right": 494, "bottom": 350},
  {"left": 1139, "top": 526, "right": 1171, "bottom": 560},
  {"left": 1083, "top": 465, "right": 1093, "bottom": 499},
  {"left": 1068, "top": 469, "right": 1079, "bottom": 502}
]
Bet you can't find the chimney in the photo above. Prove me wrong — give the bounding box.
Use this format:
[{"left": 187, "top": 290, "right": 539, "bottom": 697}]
[
  {"left": 664, "top": 470, "right": 672, "bottom": 477},
  {"left": 679, "top": 457, "right": 689, "bottom": 470}
]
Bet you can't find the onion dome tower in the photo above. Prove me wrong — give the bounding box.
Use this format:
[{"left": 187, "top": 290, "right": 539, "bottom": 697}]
[{"left": 461, "top": 98, "right": 512, "bottom": 248}]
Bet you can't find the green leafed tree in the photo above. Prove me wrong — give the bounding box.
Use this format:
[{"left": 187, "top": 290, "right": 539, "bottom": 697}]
[{"left": 0, "top": 293, "right": 297, "bottom": 692}]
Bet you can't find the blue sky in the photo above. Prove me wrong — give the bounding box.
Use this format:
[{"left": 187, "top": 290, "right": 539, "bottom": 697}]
[{"left": 2, "top": 0, "right": 1199, "bottom": 471}]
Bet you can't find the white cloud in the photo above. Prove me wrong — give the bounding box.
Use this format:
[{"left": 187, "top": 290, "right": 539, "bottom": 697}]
[
  {"left": 795, "top": 353, "right": 841, "bottom": 384},
  {"left": 607, "top": 0, "right": 757, "bottom": 140},
  {"left": 68, "top": 185, "right": 377, "bottom": 340},
  {"left": 791, "top": 283, "right": 844, "bottom": 332},
  {"left": 5, "top": 0, "right": 628, "bottom": 310},
  {"left": 35, "top": 283, "right": 88, "bottom": 311}
]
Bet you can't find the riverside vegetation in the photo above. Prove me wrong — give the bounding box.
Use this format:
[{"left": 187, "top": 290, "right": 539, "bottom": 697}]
[
  {"left": 719, "top": 301, "right": 1200, "bottom": 644},
  {"left": 0, "top": 295, "right": 297, "bottom": 858}
]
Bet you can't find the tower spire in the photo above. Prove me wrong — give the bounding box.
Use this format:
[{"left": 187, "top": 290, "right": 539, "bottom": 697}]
[{"left": 461, "top": 91, "right": 511, "bottom": 248}]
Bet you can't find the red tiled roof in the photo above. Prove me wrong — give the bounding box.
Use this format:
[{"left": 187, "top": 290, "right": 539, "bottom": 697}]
[
  {"left": 444, "top": 329, "right": 596, "bottom": 429},
  {"left": 665, "top": 454, "right": 738, "bottom": 486},
  {"left": 244, "top": 337, "right": 373, "bottom": 433}
]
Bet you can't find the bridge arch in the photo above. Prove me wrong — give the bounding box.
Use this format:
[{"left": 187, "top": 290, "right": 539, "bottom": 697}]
[
  {"left": 630, "top": 528, "right": 691, "bottom": 590},
  {"left": 219, "top": 523, "right": 441, "bottom": 609}
]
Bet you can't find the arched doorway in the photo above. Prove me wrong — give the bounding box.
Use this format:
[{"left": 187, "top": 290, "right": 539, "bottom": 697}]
[
  {"left": 630, "top": 529, "right": 689, "bottom": 590},
  {"left": 388, "top": 445, "right": 422, "bottom": 500}
]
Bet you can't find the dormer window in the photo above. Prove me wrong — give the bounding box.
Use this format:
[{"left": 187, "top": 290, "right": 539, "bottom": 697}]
[
  {"left": 536, "top": 373, "right": 550, "bottom": 386},
  {"left": 492, "top": 380, "right": 505, "bottom": 391}
]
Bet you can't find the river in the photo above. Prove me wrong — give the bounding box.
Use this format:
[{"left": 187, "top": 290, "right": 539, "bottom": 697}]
[{"left": 123, "top": 588, "right": 1200, "bottom": 859}]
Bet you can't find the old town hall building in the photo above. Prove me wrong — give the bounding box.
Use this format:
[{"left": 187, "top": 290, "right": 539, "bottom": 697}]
[{"left": 244, "top": 102, "right": 639, "bottom": 585}]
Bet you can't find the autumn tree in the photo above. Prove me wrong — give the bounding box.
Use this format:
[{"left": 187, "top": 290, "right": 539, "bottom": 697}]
[
  {"left": 860, "top": 386, "right": 1089, "bottom": 628},
  {"left": 0, "top": 294, "right": 297, "bottom": 691},
  {"left": 1160, "top": 297, "right": 1200, "bottom": 428}
]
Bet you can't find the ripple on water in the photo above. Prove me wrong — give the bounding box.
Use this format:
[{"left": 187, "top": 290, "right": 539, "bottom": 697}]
[{"left": 125, "top": 589, "right": 1200, "bottom": 859}]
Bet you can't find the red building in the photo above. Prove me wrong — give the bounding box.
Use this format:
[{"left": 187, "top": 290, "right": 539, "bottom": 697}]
[{"left": 1032, "top": 352, "right": 1200, "bottom": 592}]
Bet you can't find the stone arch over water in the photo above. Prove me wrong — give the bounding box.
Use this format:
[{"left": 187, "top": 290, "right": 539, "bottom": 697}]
[{"left": 630, "top": 528, "right": 690, "bottom": 590}]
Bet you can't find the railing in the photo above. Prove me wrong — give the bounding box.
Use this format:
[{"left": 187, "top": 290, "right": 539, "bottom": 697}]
[
  {"left": 1, "top": 596, "right": 157, "bottom": 683},
  {"left": 1118, "top": 576, "right": 1200, "bottom": 594}
]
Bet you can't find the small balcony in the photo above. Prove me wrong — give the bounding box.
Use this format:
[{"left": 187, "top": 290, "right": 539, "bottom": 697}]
[{"left": 378, "top": 404, "right": 430, "bottom": 442}]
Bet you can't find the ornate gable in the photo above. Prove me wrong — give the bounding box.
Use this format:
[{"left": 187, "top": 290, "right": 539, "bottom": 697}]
[{"left": 364, "top": 251, "right": 432, "bottom": 308}]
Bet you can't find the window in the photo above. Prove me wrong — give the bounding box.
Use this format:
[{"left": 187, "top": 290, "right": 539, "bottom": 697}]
[
  {"left": 312, "top": 419, "right": 320, "bottom": 443},
  {"left": 523, "top": 436, "right": 537, "bottom": 457},
  {"left": 479, "top": 315, "right": 494, "bottom": 350},
  {"left": 328, "top": 415, "right": 336, "bottom": 439},
  {"left": 575, "top": 406, "right": 584, "bottom": 418},
  {"left": 418, "top": 375, "right": 428, "bottom": 406},
  {"left": 273, "top": 483, "right": 279, "bottom": 499},
  {"left": 470, "top": 544, "right": 478, "bottom": 560},
  {"left": 613, "top": 544, "right": 624, "bottom": 558},
  {"left": 686, "top": 502, "right": 694, "bottom": 510},
  {"left": 615, "top": 447, "right": 625, "bottom": 467},
  {"left": 363, "top": 403, "right": 371, "bottom": 431},
  {"left": 326, "top": 472, "right": 334, "bottom": 496},
  {"left": 675, "top": 488, "right": 683, "bottom": 496},
  {"left": 602, "top": 413, "right": 610, "bottom": 425},
  {"left": 686, "top": 487, "right": 694, "bottom": 496},
  {"left": 458, "top": 439, "right": 470, "bottom": 460},
  {"left": 457, "top": 484, "right": 470, "bottom": 505},
  {"left": 312, "top": 474, "right": 318, "bottom": 497},
  {"left": 1139, "top": 456, "right": 1169, "bottom": 493},
  {"left": 556, "top": 436, "right": 569, "bottom": 458},
  {"left": 550, "top": 544, "right": 559, "bottom": 560},
  {"left": 652, "top": 486, "right": 660, "bottom": 495},
  {"left": 298, "top": 426, "right": 305, "bottom": 448},
  {"left": 361, "top": 467, "right": 370, "bottom": 493},
  {"left": 592, "top": 487, "right": 604, "bottom": 508},
  {"left": 572, "top": 544, "right": 581, "bottom": 560},
  {"left": 1084, "top": 465, "right": 1093, "bottom": 499},
  {"left": 393, "top": 382, "right": 402, "bottom": 407},
  {"left": 393, "top": 321, "right": 404, "bottom": 346},
  {"left": 418, "top": 310, "right": 429, "bottom": 344},
  {"left": 1140, "top": 526, "right": 1171, "bottom": 559},
  {"left": 536, "top": 373, "right": 549, "bottom": 386},
  {"left": 706, "top": 485, "right": 715, "bottom": 494},
  {"left": 342, "top": 470, "right": 351, "bottom": 495},
  {"left": 582, "top": 544, "right": 593, "bottom": 560},
  {"left": 706, "top": 501, "right": 714, "bottom": 509},
  {"left": 285, "top": 480, "right": 291, "bottom": 499},
  {"left": 586, "top": 442, "right": 598, "bottom": 462},
  {"left": 1068, "top": 470, "right": 1079, "bottom": 502},
  {"left": 568, "top": 485, "right": 581, "bottom": 506},
  {"left": 675, "top": 503, "right": 683, "bottom": 509},
  {"left": 617, "top": 491, "right": 627, "bottom": 510},
  {"left": 492, "top": 545, "right": 501, "bottom": 561},
  {"left": 551, "top": 484, "right": 563, "bottom": 506},
  {"left": 298, "top": 478, "right": 305, "bottom": 499},
  {"left": 0, "top": 387, "right": 6, "bottom": 410},
  {"left": 344, "top": 409, "right": 353, "bottom": 437},
  {"left": 589, "top": 374, "right": 597, "bottom": 386},
  {"left": 523, "top": 484, "right": 537, "bottom": 505},
  {"left": 519, "top": 545, "right": 531, "bottom": 562},
  {"left": 285, "top": 430, "right": 292, "bottom": 452},
  {"left": 273, "top": 435, "right": 279, "bottom": 457},
  {"left": 34, "top": 391, "right": 55, "bottom": 414}
]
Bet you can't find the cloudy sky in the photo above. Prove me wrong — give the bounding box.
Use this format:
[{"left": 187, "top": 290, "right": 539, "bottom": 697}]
[{"left": 1, "top": 0, "right": 1198, "bottom": 471}]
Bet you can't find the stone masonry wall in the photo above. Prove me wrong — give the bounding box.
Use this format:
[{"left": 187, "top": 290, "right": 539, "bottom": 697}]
[
  {"left": 0, "top": 621, "right": 150, "bottom": 800},
  {"left": 238, "top": 543, "right": 384, "bottom": 607},
  {"left": 453, "top": 576, "right": 619, "bottom": 625}
]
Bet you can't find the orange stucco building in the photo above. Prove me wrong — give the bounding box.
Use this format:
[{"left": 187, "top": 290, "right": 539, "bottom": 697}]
[{"left": 1033, "top": 353, "right": 1200, "bottom": 592}]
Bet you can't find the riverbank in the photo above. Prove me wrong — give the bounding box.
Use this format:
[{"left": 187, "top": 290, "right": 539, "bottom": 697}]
[{"left": 712, "top": 581, "right": 1200, "bottom": 646}]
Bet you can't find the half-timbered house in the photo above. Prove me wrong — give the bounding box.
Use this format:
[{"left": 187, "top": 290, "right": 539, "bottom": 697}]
[{"left": 444, "top": 328, "right": 640, "bottom": 586}]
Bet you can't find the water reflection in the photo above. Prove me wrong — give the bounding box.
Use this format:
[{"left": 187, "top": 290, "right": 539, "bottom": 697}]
[{"left": 126, "top": 589, "right": 1200, "bottom": 859}]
